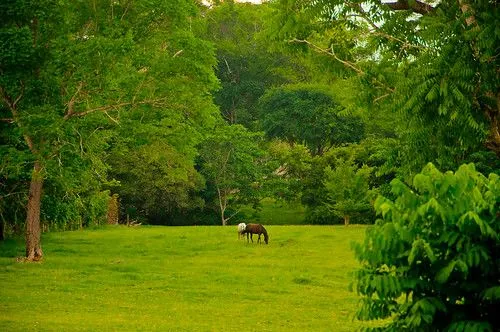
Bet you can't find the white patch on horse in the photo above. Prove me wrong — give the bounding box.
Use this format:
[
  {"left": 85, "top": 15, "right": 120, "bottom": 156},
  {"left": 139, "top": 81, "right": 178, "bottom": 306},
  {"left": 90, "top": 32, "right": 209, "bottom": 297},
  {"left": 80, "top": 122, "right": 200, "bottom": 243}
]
[{"left": 237, "top": 223, "right": 246, "bottom": 239}]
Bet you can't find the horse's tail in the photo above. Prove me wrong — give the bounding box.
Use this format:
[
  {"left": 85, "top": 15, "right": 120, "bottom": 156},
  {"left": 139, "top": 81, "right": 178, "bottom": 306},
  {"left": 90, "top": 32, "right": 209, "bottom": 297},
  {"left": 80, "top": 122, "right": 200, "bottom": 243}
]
[{"left": 262, "top": 226, "right": 269, "bottom": 244}]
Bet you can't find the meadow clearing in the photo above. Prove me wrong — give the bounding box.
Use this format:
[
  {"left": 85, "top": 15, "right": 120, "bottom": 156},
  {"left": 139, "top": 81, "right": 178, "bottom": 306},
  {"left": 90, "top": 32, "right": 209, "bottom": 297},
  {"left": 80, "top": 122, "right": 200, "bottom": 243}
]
[{"left": 0, "top": 225, "right": 370, "bottom": 331}]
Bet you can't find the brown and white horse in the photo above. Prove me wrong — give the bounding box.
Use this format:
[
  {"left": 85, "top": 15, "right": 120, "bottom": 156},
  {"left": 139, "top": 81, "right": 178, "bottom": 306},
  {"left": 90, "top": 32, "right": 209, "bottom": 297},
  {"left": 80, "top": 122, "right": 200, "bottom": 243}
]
[{"left": 242, "top": 223, "right": 269, "bottom": 244}]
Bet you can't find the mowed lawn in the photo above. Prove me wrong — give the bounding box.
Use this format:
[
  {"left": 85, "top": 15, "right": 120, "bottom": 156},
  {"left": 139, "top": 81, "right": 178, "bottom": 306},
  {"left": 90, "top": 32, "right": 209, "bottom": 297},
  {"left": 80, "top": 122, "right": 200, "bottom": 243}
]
[{"left": 0, "top": 225, "right": 369, "bottom": 331}]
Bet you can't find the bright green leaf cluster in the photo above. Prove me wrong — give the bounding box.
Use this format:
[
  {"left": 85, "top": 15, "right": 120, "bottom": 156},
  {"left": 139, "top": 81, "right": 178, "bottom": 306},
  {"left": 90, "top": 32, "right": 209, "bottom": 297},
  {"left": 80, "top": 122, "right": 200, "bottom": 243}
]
[{"left": 352, "top": 163, "right": 500, "bottom": 331}]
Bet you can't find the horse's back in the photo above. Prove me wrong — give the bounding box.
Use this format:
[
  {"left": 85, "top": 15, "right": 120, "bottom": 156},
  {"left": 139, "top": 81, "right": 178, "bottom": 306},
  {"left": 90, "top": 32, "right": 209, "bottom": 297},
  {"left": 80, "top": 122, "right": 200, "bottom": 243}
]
[{"left": 247, "top": 223, "right": 267, "bottom": 234}]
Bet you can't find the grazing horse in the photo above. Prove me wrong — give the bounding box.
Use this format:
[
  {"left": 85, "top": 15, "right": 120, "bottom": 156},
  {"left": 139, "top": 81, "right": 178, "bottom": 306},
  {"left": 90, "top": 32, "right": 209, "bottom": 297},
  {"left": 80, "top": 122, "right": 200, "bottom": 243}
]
[
  {"left": 237, "top": 223, "right": 246, "bottom": 239},
  {"left": 242, "top": 223, "right": 269, "bottom": 244}
]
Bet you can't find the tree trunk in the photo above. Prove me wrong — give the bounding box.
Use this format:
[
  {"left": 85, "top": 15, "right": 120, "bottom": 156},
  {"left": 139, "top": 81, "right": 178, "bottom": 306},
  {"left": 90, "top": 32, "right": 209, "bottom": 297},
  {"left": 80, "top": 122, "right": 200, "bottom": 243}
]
[
  {"left": 25, "top": 160, "right": 43, "bottom": 261},
  {"left": 221, "top": 212, "right": 227, "bottom": 226},
  {"left": 344, "top": 215, "right": 350, "bottom": 226},
  {"left": 107, "top": 194, "right": 119, "bottom": 225},
  {"left": 216, "top": 186, "right": 228, "bottom": 226}
]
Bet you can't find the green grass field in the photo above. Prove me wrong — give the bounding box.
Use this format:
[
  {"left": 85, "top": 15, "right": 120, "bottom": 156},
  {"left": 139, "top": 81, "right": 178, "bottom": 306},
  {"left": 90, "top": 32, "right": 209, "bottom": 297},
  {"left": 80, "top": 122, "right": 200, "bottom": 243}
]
[{"left": 0, "top": 225, "right": 369, "bottom": 331}]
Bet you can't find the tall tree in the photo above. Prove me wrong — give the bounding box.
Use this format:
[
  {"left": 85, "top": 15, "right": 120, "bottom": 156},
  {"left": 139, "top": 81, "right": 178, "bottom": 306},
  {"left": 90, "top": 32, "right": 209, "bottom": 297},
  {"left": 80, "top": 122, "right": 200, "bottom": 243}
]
[
  {"left": 198, "top": 123, "right": 265, "bottom": 225},
  {"left": 0, "top": 0, "right": 219, "bottom": 259},
  {"left": 259, "top": 84, "right": 365, "bottom": 155},
  {"left": 198, "top": 1, "right": 313, "bottom": 129}
]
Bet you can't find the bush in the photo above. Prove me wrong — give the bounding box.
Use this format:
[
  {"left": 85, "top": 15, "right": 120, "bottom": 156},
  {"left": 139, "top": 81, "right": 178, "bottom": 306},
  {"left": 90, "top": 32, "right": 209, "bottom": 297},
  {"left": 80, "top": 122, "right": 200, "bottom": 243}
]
[{"left": 352, "top": 163, "right": 499, "bottom": 331}]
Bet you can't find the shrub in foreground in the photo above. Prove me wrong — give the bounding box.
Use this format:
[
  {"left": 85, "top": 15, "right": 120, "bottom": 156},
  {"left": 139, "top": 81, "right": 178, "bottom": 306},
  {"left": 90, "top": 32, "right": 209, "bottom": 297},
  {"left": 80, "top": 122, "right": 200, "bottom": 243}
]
[{"left": 352, "top": 163, "right": 499, "bottom": 331}]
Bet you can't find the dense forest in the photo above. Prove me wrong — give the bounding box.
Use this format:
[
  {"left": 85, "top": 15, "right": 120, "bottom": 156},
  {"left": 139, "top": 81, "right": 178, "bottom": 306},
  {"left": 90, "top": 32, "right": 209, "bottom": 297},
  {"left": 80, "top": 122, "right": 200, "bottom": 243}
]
[
  {"left": 1, "top": 1, "right": 498, "bottom": 246},
  {"left": 1, "top": 0, "right": 499, "bottom": 330}
]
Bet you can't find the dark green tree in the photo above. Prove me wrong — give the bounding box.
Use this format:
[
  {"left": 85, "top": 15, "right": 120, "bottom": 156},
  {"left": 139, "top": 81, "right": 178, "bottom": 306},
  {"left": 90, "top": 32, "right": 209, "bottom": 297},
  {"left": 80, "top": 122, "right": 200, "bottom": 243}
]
[
  {"left": 259, "top": 84, "right": 365, "bottom": 156},
  {"left": 264, "top": 140, "right": 312, "bottom": 203},
  {"left": 197, "top": 1, "right": 317, "bottom": 129}
]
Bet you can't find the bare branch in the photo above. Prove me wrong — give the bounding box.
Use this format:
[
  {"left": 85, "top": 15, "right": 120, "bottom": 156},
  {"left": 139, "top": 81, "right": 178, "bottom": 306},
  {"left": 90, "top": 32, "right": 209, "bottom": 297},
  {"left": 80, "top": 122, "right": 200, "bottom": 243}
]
[
  {"left": 63, "top": 98, "right": 168, "bottom": 120},
  {"left": 223, "top": 57, "right": 232, "bottom": 74},
  {"left": 0, "top": 83, "right": 24, "bottom": 112},
  {"left": 383, "top": 0, "right": 434, "bottom": 15},
  {"left": 12, "top": 82, "right": 24, "bottom": 108},
  {"left": 225, "top": 209, "right": 241, "bottom": 222},
  {"left": 65, "top": 82, "right": 84, "bottom": 118},
  {"left": 120, "top": 0, "right": 133, "bottom": 21},
  {"left": 289, "top": 38, "right": 395, "bottom": 93},
  {"left": 173, "top": 50, "right": 183, "bottom": 58},
  {"left": 103, "top": 110, "right": 120, "bottom": 124},
  {"left": 289, "top": 38, "right": 364, "bottom": 74},
  {"left": 0, "top": 191, "right": 25, "bottom": 199},
  {"left": 458, "top": 0, "right": 477, "bottom": 27},
  {"left": 75, "top": 129, "right": 84, "bottom": 156},
  {"left": 0, "top": 83, "right": 38, "bottom": 154},
  {"left": 373, "top": 93, "right": 392, "bottom": 103}
]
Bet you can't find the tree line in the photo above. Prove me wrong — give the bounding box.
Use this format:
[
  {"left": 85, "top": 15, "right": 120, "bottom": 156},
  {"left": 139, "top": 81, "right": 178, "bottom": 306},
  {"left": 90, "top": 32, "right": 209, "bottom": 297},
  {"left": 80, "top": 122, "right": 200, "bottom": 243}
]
[{"left": 1, "top": 0, "right": 498, "bottom": 251}]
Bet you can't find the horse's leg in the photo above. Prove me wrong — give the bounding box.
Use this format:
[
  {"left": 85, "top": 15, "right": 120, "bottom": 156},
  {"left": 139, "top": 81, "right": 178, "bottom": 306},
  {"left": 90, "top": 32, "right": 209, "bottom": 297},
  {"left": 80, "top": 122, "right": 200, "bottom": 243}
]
[
  {"left": 257, "top": 233, "right": 261, "bottom": 244},
  {"left": 250, "top": 233, "right": 253, "bottom": 243}
]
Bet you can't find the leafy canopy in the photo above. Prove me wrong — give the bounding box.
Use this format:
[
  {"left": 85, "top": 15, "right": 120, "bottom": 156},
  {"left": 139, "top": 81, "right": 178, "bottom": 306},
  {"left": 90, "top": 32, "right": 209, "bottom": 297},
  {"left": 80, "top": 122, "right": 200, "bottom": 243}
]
[
  {"left": 259, "top": 84, "right": 365, "bottom": 156},
  {"left": 197, "top": 123, "right": 265, "bottom": 225},
  {"left": 323, "top": 159, "right": 374, "bottom": 225},
  {"left": 268, "top": 0, "right": 500, "bottom": 174}
]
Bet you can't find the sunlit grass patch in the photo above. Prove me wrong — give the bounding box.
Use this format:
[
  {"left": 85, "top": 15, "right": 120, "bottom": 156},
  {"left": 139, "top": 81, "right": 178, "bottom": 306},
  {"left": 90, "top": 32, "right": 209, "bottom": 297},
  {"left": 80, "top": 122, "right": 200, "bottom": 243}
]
[{"left": 0, "top": 225, "right": 369, "bottom": 331}]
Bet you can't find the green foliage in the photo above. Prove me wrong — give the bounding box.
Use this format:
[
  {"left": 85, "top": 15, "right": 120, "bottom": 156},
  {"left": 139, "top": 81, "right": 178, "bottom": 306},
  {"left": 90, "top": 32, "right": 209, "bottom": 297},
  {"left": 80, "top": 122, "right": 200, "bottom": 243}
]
[
  {"left": 259, "top": 84, "right": 365, "bottom": 155},
  {"left": 0, "top": 0, "right": 221, "bottom": 233},
  {"left": 324, "top": 159, "right": 375, "bottom": 225},
  {"left": 264, "top": 140, "right": 312, "bottom": 202},
  {"left": 197, "top": 1, "right": 311, "bottom": 129},
  {"left": 299, "top": 138, "right": 396, "bottom": 225},
  {"left": 352, "top": 163, "right": 500, "bottom": 331},
  {"left": 269, "top": 0, "right": 500, "bottom": 176},
  {"left": 197, "top": 123, "right": 266, "bottom": 225}
]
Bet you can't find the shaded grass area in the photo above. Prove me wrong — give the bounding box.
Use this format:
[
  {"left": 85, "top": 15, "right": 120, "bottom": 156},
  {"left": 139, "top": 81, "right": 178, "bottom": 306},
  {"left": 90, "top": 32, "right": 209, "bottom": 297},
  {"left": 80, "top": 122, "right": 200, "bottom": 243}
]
[
  {"left": 0, "top": 225, "right": 368, "bottom": 331},
  {"left": 239, "top": 198, "right": 306, "bottom": 225},
  {"left": 258, "top": 198, "right": 306, "bottom": 225}
]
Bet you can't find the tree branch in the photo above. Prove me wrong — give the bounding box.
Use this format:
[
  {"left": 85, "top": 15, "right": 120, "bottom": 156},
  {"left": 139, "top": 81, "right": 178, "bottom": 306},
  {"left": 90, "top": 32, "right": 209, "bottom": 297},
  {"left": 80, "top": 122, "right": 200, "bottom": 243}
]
[
  {"left": 458, "top": 0, "right": 477, "bottom": 27},
  {"left": 65, "top": 82, "right": 84, "bottom": 118},
  {"left": 383, "top": 0, "right": 435, "bottom": 15},
  {"left": 356, "top": 7, "right": 428, "bottom": 51},
  {"left": 0, "top": 83, "right": 24, "bottom": 112},
  {"left": 0, "top": 83, "right": 38, "bottom": 154},
  {"left": 225, "top": 209, "right": 241, "bottom": 223},
  {"left": 289, "top": 38, "right": 364, "bottom": 74},
  {"left": 289, "top": 38, "right": 395, "bottom": 94},
  {"left": 63, "top": 98, "right": 168, "bottom": 120}
]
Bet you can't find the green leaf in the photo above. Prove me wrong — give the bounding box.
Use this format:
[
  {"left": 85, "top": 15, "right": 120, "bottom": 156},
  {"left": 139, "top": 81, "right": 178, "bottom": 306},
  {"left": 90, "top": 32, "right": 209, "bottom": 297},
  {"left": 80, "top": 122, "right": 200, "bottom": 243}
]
[
  {"left": 436, "top": 260, "right": 457, "bottom": 284},
  {"left": 481, "top": 286, "right": 500, "bottom": 301}
]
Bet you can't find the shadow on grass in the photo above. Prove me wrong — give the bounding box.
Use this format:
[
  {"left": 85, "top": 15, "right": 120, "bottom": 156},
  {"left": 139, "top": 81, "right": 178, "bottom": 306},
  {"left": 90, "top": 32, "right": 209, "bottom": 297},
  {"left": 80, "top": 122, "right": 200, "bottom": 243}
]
[{"left": 0, "top": 238, "right": 25, "bottom": 258}]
